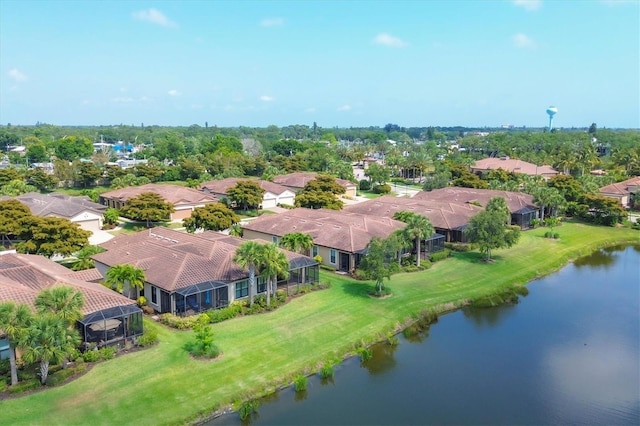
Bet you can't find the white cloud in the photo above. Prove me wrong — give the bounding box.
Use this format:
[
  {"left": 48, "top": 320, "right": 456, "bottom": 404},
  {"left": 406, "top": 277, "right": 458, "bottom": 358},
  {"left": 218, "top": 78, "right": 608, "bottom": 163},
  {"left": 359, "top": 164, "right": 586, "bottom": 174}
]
[
  {"left": 8, "top": 68, "right": 28, "bottom": 82},
  {"left": 513, "top": 33, "right": 536, "bottom": 49},
  {"left": 261, "top": 17, "right": 284, "bottom": 27},
  {"left": 132, "top": 8, "right": 178, "bottom": 28},
  {"left": 168, "top": 89, "right": 181, "bottom": 96},
  {"left": 513, "top": 0, "right": 542, "bottom": 11},
  {"left": 259, "top": 95, "right": 274, "bottom": 102},
  {"left": 337, "top": 105, "right": 352, "bottom": 112},
  {"left": 373, "top": 33, "right": 407, "bottom": 48},
  {"left": 112, "top": 97, "right": 134, "bottom": 103}
]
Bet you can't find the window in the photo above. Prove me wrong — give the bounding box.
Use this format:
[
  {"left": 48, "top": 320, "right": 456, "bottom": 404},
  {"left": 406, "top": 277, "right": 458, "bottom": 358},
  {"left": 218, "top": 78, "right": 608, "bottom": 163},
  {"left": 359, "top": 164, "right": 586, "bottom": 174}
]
[
  {"left": 272, "top": 236, "right": 279, "bottom": 244},
  {"left": 257, "top": 277, "right": 267, "bottom": 294},
  {"left": 312, "top": 245, "right": 318, "bottom": 257},
  {"left": 235, "top": 280, "right": 249, "bottom": 299},
  {"left": 330, "top": 249, "right": 336, "bottom": 264},
  {"left": 151, "top": 286, "right": 157, "bottom": 304}
]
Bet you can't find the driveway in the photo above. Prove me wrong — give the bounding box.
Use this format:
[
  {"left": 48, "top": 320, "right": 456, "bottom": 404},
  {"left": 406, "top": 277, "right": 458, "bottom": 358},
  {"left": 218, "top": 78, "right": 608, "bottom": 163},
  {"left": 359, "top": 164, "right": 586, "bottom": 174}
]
[{"left": 89, "top": 229, "right": 115, "bottom": 245}]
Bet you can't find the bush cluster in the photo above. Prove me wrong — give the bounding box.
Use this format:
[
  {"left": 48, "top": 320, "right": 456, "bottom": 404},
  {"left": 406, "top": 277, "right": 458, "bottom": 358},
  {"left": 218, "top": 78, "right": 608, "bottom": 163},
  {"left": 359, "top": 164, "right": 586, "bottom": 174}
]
[
  {"left": 358, "top": 179, "right": 371, "bottom": 190},
  {"left": 429, "top": 249, "right": 452, "bottom": 262},
  {"left": 445, "top": 242, "right": 472, "bottom": 252},
  {"left": 205, "top": 302, "right": 243, "bottom": 323},
  {"left": 137, "top": 329, "right": 159, "bottom": 347},
  {"left": 46, "top": 364, "right": 87, "bottom": 387},
  {"left": 372, "top": 184, "right": 391, "bottom": 194},
  {"left": 7, "top": 379, "right": 40, "bottom": 394},
  {"left": 81, "top": 346, "right": 117, "bottom": 363}
]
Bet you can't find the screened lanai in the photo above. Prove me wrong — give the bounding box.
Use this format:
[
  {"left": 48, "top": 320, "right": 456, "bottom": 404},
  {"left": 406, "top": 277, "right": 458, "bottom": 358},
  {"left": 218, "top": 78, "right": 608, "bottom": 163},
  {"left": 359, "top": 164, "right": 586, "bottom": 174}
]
[
  {"left": 174, "top": 281, "right": 229, "bottom": 316},
  {"left": 77, "top": 305, "right": 143, "bottom": 348}
]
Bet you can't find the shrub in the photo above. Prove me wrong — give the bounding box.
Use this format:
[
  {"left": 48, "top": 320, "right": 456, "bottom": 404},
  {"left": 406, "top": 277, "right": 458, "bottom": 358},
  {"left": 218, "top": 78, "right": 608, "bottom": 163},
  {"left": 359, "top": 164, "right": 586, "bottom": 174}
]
[
  {"left": 386, "top": 331, "right": 399, "bottom": 346},
  {"left": 7, "top": 379, "right": 40, "bottom": 394},
  {"left": 313, "top": 254, "right": 323, "bottom": 264},
  {"left": 445, "top": 242, "right": 471, "bottom": 252},
  {"left": 319, "top": 362, "right": 335, "bottom": 379},
  {"left": 0, "top": 359, "right": 10, "bottom": 376},
  {"left": 136, "top": 296, "right": 147, "bottom": 307},
  {"left": 356, "top": 346, "right": 373, "bottom": 362},
  {"left": 159, "top": 313, "right": 205, "bottom": 329},
  {"left": 238, "top": 400, "right": 259, "bottom": 421},
  {"left": 293, "top": 374, "right": 308, "bottom": 392},
  {"left": 206, "top": 303, "right": 243, "bottom": 324},
  {"left": 141, "top": 305, "right": 155, "bottom": 315},
  {"left": 358, "top": 179, "right": 371, "bottom": 190},
  {"left": 186, "top": 315, "right": 221, "bottom": 359},
  {"left": 46, "top": 364, "right": 87, "bottom": 387},
  {"left": 553, "top": 232, "right": 560, "bottom": 239},
  {"left": 429, "top": 249, "right": 451, "bottom": 263},
  {"left": 372, "top": 184, "right": 391, "bottom": 194},
  {"left": 17, "top": 366, "right": 38, "bottom": 381},
  {"left": 137, "top": 329, "right": 159, "bottom": 347}
]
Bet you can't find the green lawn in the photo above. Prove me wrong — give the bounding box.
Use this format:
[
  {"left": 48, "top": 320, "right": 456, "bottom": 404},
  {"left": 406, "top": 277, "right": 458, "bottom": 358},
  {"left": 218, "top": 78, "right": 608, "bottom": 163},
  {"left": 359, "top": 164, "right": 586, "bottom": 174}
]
[{"left": 2, "top": 222, "right": 638, "bottom": 425}]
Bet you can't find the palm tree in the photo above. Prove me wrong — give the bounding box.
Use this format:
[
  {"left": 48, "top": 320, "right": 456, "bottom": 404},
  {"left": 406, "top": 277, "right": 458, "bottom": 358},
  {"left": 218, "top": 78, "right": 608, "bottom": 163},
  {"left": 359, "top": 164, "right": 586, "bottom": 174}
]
[
  {"left": 19, "top": 315, "right": 80, "bottom": 385},
  {"left": 34, "top": 286, "right": 84, "bottom": 369},
  {"left": 229, "top": 223, "right": 244, "bottom": 238},
  {"left": 106, "top": 264, "right": 146, "bottom": 299},
  {"left": 279, "top": 232, "right": 314, "bottom": 256},
  {"left": 233, "top": 241, "right": 264, "bottom": 307},
  {"left": 35, "top": 286, "right": 84, "bottom": 326},
  {"left": 0, "top": 302, "right": 33, "bottom": 386},
  {"left": 71, "top": 245, "right": 105, "bottom": 271},
  {"left": 258, "top": 243, "right": 290, "bottom": 307},
  {"left": 402, "top": 214, "right": 435, "bottom": 267}
]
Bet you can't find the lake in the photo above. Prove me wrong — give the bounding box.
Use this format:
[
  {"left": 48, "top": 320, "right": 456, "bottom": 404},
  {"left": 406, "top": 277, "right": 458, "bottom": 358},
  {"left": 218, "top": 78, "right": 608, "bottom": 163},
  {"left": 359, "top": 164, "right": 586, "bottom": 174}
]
[{"left": 210, "top": 244, "right": 640, "bottom": 425}]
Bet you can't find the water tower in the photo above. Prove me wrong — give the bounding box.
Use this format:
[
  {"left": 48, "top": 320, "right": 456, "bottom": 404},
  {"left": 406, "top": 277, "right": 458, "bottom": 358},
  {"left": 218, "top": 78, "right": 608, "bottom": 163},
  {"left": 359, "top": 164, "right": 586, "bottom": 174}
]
[{"left": 546, "top": 106, "right": 558, "bottom": 131}]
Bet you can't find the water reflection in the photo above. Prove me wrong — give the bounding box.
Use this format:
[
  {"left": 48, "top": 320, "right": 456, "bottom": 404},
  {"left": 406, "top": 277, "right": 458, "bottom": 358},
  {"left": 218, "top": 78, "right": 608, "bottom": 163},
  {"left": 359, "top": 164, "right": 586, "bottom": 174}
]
[
  {"left": 574, "top": 248, "right": 617, "bottom": 268},
  {"left": 360, "top": 342, "right": 398, "bottom": 375},
  {"left": 462, "top": 303, "right": 517, "bottom": 328}
]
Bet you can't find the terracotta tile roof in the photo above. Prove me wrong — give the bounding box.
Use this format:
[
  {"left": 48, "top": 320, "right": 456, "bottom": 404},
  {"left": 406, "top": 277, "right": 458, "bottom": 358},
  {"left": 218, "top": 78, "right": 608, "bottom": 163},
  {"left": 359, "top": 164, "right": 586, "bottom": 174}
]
[
  {"left": 242, "top": 208, "right": 406, "bottom": 253},
  {"left": 1, "top": 192, "right": 105, "bottom": 218},
  {"left": 94, "top": 227, "right": 312, "bottom": 293},
  {"left": 66, "top": 268, "right": 103, "bottom": 282},
  {"left": 100, "top": 184, "right": 217, "bottom": 206},
  {"left": 0, "top": 253, "right": 137, "bottom": 316},
  {"left": 200, "top": 178, "right": 291, "bottom": 196},
  {"left": 412, "top": 188, "right": 538, "bottom": 214},
  {"left": 273, "top": 172, "right": 356, "bottom": 190},
  {"left": 472, "top": 157, "right": 558, "bottom": 176},
  {"left": 344, "top": 196, "right": 482, "bottom": 231},
  {"left": 599, "top": 176, "right": 640, "bottom": 196}
]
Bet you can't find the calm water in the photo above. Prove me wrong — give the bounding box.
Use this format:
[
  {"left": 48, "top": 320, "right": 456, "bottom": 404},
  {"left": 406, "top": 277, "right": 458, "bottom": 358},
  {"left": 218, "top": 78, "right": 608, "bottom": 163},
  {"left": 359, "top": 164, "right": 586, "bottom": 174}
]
[{"left": 211, "top": 245, "right": 640, "bottom": 425}]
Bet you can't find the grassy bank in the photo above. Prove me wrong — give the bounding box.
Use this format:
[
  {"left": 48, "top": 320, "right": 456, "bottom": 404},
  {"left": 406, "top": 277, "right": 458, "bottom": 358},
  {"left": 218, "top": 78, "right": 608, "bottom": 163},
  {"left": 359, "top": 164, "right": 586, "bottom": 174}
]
[{"left": 1, "top": 222, "right": 637, "bottom": 425}]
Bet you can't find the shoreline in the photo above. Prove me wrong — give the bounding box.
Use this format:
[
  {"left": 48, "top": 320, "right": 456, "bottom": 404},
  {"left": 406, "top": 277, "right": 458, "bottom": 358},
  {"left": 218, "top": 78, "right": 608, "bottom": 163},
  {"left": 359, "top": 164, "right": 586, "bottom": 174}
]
[{"left": 1, "top": 223, "right": 638, "bottom": 425}]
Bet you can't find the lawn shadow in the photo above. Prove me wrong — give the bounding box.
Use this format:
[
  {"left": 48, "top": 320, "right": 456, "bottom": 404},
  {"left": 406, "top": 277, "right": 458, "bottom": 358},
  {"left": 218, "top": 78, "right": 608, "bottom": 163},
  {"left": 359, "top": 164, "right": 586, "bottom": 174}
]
[{"left": 341, "top": 280, "right": 374, "bottom": 298}]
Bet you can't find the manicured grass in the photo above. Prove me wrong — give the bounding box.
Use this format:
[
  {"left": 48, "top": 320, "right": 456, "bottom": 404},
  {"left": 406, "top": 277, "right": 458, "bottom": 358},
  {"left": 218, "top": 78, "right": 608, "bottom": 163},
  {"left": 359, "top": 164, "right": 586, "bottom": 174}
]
[{"left": 1, "top": 222, "right": 637, "bottom": 425}]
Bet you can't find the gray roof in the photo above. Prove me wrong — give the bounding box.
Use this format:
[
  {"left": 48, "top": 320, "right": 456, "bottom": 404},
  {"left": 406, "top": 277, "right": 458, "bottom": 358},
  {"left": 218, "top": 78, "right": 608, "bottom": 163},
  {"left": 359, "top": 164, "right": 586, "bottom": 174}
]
[{"left": 4, "top": 192, "right": 106, "bottom": 219}]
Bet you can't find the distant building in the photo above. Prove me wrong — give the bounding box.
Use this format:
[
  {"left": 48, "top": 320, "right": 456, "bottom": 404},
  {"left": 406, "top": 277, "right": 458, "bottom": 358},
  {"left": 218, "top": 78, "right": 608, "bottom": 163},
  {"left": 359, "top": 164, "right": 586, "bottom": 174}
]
[
  {"left": 4, "top": 192, "right": 106, "bottom": 233},
  {"left": 200, "top": 178, "right": 296, "bottom": 208},
  {"left": 99, "top": 183, "right": 218, "bottom": 221},
  {"left": 273, "top": 172, "right": 357, "bottom": 199},
  {"left": 471, "top": 157, "right": 558, "bottom": 180},
  {"left": 599, "top": 176, "right": 640, "bottom": 208}
]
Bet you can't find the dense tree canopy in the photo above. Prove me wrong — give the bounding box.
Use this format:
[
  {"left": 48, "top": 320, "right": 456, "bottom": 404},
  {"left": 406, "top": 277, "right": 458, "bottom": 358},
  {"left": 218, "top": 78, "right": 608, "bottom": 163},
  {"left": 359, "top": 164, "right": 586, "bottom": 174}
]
[
  {"left": 183, "top": 202, "right": 240, "bottom": 232},
  {"left": 16, "top": 216, "right": 91, "bottom": 258},
  {"left": 464, "top": 209, "right": 521, "bottom": 261},
  {"left": 120, "top": 192, "right": 175, "bottom": 227},
  {"left": 227, "top": 180, "right": 265, "bottom": 211}
]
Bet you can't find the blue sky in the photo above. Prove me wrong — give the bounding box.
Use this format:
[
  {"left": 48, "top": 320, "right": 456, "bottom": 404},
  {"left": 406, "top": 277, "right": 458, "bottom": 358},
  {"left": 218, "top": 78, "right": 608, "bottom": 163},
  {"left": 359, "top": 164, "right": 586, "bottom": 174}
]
[{"left": 1, "top": 0, "right": 638, "bottom": 128}]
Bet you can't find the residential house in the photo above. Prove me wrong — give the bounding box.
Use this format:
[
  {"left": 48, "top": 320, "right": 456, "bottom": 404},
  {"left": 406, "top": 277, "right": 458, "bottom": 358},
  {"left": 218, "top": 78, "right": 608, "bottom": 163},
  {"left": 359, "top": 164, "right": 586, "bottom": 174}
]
[
  {"left": 200, "top": 178, "right": 296, "bottom": 209},
  {"left": 241, "top": 208, "right": 406, "bottom": 272},
  {"left": 273, "top": 172, "right": 358, "bottom": 199},
  {"left": 344, "top": 196, "right": 481, "bottom": 243},
  {"left": 599, "top": 176, "right": 640, "bottom": 208},
  {"left": 5, "top": 192, "right": 107, "bottom": 233},
  {"left": 92, "top": 227, "right": 318, "bottom": 316},
  {"left": 471, "top": 157, "right": 559, "bottom": 180},
  {"left": 99, "top": 184, "right": 218, "bottom": 222},
  {"left": 0, "top": 251, "right": 142, "bottom": 352},
  {"left": 412, "top": 187, "right": 540, "bottom": 229}
]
